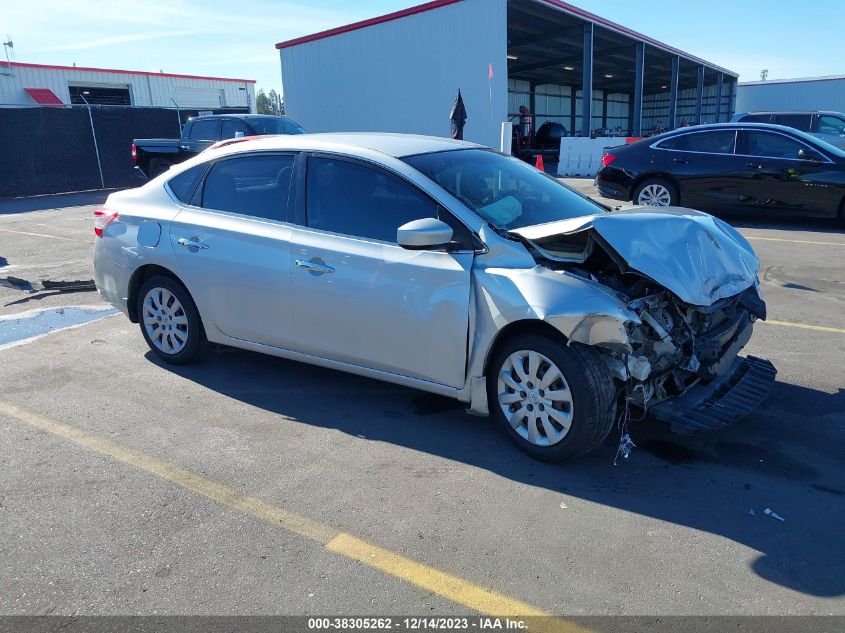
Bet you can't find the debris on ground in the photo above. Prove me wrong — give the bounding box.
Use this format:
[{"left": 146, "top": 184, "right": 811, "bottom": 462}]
[{"left": 0, "top": 276, "right": 95, "bottom": 293}]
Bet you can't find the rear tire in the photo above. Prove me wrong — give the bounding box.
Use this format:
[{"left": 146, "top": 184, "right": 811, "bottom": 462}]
[
  {"left": 487, "top": 332, "right": 617, "bottom": 462},
  {"left": 136, "top": 275, "right": 207, "bottom": 365},
  {"left": 633, "top": 177, "right": 678, "bottom": 207}
]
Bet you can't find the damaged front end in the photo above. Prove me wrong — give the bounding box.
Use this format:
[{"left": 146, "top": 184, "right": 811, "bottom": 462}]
[{"left": 510, "top": 208, "right": 777, "bottom": 434}]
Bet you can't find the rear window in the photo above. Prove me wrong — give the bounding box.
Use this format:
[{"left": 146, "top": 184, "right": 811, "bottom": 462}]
[
  {"left": 656, "top": 130, "right": 736, "bottom": 154},
  {"left": 246, "top": 118, "right": 306, "bottom": 135},
  {"left": 167, "top": 164, "right": 206, "bottom": 203},
  {"left": 189, "top": 118, "right": 220, "bottom": 141},
  {"left": 738, "top": 114, "right": 772, "bottom": 123},
  {"left": 773, "top": 113, "right": 812, "bottom": 131}
]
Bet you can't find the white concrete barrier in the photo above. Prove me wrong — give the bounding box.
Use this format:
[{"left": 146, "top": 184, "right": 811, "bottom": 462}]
[{"left": 557, "top": 137, "right": 641, "bottom": 177}]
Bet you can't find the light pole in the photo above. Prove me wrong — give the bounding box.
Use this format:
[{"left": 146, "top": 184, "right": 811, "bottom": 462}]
[{"left": 79, "top": 92, "right": 105, "bottom": 190}]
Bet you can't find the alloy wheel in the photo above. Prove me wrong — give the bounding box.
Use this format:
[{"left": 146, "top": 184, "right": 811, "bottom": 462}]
[
  {"left": 637, "top": 183, "right": 672, "bottom": 206},
  {"left": 142, "top": 287, "right": 189, "bottom": 355},
  {"left": 497, "top": 350, "right": 574, "bottom": 446}
]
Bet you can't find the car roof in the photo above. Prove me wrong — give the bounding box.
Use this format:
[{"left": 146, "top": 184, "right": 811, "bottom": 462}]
[
  {"left": 188, "top": 113, "right": 294, "bottom": 121},
  {"left": 660, "top": 122, "right": 805, "bottom": 135},
  {"left": 738, "top": 110, "right": 844, "bottom": 116},
  {"left": 204, "top": 132, "right": 482, "bottom": 159}
]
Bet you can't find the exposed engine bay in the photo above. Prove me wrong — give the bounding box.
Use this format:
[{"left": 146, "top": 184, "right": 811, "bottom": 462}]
[{"left": 514, "top": 217, "right": 768, "bottom": 412}]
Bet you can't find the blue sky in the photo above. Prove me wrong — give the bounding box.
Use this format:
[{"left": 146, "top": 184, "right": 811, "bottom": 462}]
[{"left": 6, "top": 0, "right": 844, "bottom": 95}]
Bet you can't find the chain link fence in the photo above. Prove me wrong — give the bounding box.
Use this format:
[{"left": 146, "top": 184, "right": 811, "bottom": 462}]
[{"left": 0, "top": 105, "right": 246, "bottom": 199}]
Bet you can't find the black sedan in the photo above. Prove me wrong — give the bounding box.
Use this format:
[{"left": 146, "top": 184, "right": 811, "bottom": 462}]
[{"left": 595, "top": 122, "right": 845, "bottom": 222}]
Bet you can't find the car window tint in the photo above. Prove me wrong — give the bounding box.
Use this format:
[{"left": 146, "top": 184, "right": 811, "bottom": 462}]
[
  {"left": 220, "top": 119, "right": 249, "bottom": 139},
  {"left": 661, "top": 131, "right": 735, "bottom": 153},
  {"left": 200, "top": 154, "right": 294, "bottom": 221},
  {"left": 814, "top": 115, "right": 845, "bottom": 135},
  {"left": 306, "top": 158, "right": 438, "bottom": 242},
  {"left": 773, "top": 114, "right": 812, "bottom": 131},
  {"left": 743, "top": 132, "right": 805, "bottom": 159},
  {"left": 168, "top": 164, "right": 206, "bottom": 203},
  {"left": 189, "top": 118, "right": 220, "bottom": 141}
]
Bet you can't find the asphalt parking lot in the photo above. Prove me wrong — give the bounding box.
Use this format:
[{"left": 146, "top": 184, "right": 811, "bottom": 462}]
[{"left": 1, "top": 183, "right": 843, "bottom": 619}]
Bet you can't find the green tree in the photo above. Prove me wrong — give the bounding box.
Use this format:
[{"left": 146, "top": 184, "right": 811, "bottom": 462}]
[
  {"left": 268, "top": 89, "right": 284, "bottom": 115},
  {"left": 255, "top": 88, "right": 273, "bottom": 115}
]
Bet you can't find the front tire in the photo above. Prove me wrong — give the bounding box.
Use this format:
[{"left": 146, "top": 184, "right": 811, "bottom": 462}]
[
  {"left": 137, "top": 275, "right": 207, "bottom": 365},
  {"left": 633, "top": 178, "right": 677, "bottom": 207},
  {"left": 487, "top": 333, "right": 616, "bottom": 462}
]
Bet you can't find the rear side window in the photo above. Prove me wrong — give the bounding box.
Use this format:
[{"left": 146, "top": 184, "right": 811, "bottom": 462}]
[
  {"left": 200, "top": 154, "right": 295, "bottom": 221},
  {"left": 306, "top": 157, "right": 439, "bottom": 242},
  {"left": 189, "top": 118, "right": 220, "bottom": 141},
  {"left": 657, "top": 130, "right": 736, "bottom": 154},
  {"left": 773, "top": 113, "right": 812, "bottom": 131},
  {"left": 168, "top": 164, "right": 206, "bottom": 203}
]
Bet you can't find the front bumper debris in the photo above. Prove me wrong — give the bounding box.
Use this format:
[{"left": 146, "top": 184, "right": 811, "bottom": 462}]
[{"left": 649, "top": 355, "right": 777, "bottom": 435}]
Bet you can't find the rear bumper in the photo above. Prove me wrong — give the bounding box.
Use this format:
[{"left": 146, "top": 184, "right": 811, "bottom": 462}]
[
  {"left": 649, "top": 356, "right": 777, "bottom": 435},
  {"left": 593, "top": 170, "right": 631, "bottom": 201}
]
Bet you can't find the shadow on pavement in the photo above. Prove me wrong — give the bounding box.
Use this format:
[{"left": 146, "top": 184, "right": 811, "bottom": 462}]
[
  {"left": 154, "top": 347, "right": 845, "bottom": 599},
  {"left": 0, "top": 189, "right": 122, "bottom": 215}
]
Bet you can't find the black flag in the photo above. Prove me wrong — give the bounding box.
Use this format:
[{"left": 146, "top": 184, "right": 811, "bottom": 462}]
[{"left": 449, "top": 89, "right": 467, "bottom": 140}]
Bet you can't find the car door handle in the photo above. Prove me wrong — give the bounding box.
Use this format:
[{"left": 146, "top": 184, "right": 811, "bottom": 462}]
[
  {"left": 177, "top": 237, "right": 209, "bottom": 250},
  {"left": 673, "top": 157, "right": 688, "bottom": 164},
  {"left": 746, "top": 162, "right": 763, "bottom": 169},
  {"left": 179, "top": 145, "right": 190, "bottom": 151},
  {"left": 296, "top": 259, "right": 335, "bottom": 274}
]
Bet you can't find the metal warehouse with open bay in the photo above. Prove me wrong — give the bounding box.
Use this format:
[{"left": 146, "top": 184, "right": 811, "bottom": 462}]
[{"left": 277, "top": 0, "right": 738, "bottom": 150}]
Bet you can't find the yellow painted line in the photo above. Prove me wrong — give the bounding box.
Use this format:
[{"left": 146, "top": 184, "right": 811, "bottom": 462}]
[
  {"left": 0, "top": 226, "right": 91, "bottom": 243},
  {"left": 762, "top": 319, "right": 845, "bottom": 335},
  {"left": 327, "top": 532, "right": 548, "bottom": 617},
  {"left": 745, "top": 235, "right": 845, "bottom": 247},
  {"left": 0, "top": 400, "right": 586, "bottom": 626}
]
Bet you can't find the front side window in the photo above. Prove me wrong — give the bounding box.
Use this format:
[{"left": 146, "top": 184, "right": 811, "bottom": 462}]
[
  {"left": 404, "top": 149, "right": 602, "bottom": 231},
  {"left": 657, "top": 131, "right": 736, "bottom": 154},
  {"left": 189, "top": 118, "right": 220, "bottom": 141},
  {"left": 167, "top": 164, "right": 206, "bottom": 203},
  {"left": 306, "top": 157, "right": 438, "bottom": 242},
  {"left": 200, "top": 154, "right": 294, "bottom": 221},
  {"left": 814, "top": 115, "right": 845, "bottom": 135},
  {"left": 742, "top": 131, "right": 806, "bottom": 159}
]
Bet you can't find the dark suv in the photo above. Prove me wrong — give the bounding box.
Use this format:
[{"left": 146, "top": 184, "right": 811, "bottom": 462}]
[{"left": 731, "top": 111, "right": 845, "bottom": 149}]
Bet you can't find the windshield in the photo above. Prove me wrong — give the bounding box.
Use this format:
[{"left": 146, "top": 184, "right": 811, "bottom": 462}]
[
  {"left": 247, "top": 118, "right": 306, "bottom": 135},
  {"left": 403, "top": 149, "right": 604, "bottom": 230}
]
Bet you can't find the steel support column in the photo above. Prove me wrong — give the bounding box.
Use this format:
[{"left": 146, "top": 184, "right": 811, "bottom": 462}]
[
  {"left": 581, "top": 22, "right": 593, "bottom": 137},
  {"left": 715, "top": 72, "right": 724, "bottom": 122},
  {"left": 668, "top": 55, "right": 679, "bottom": 129},
  {"left": 695, "top": 65, "right": 705, "bottom": 124},
  {"left": 633, "top": 42, "right": 644, "bottom": 136}
]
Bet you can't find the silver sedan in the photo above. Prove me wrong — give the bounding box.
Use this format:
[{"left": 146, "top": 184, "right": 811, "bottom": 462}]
[{"left": 93, "top": 133, "right": 775, "bottom": 461}]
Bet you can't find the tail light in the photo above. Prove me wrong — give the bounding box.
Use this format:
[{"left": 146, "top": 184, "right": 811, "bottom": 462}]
[
  {"left": 94, "top": 207, "right": 119, "bottom": 237},
  {"left": 601, "top": 153, "right": 617, "bottom": 168},
  {"left": 131, "top": 143, "right": 137, "bottom": 163}
]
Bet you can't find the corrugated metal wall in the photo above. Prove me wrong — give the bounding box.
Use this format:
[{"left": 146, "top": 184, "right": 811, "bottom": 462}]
[
  {"left": 280, "top": 0, "right": 508, "bottom": 148},
  {"left": 737, "top": 79, "right": 845, "bottom": 112},
  {"left": 0, "top": 65, "right": 255, "bottom": 110}
]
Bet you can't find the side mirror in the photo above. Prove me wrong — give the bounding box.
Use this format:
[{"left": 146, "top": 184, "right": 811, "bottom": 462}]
[
  {"left": 397, "top": 218, "right": 454, "bottom": 250},
  {"left": 798, "top": 148, "right": 824, "bottom": 162}
]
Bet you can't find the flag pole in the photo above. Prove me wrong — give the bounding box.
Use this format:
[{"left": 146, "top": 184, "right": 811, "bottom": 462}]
[{"left": 488, "top": 63, "right": 494, "bottom": 122}]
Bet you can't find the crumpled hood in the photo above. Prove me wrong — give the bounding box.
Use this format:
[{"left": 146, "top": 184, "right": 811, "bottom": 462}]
[{"left": 510, "top": 207, "right": 760, "bottom": 306}]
